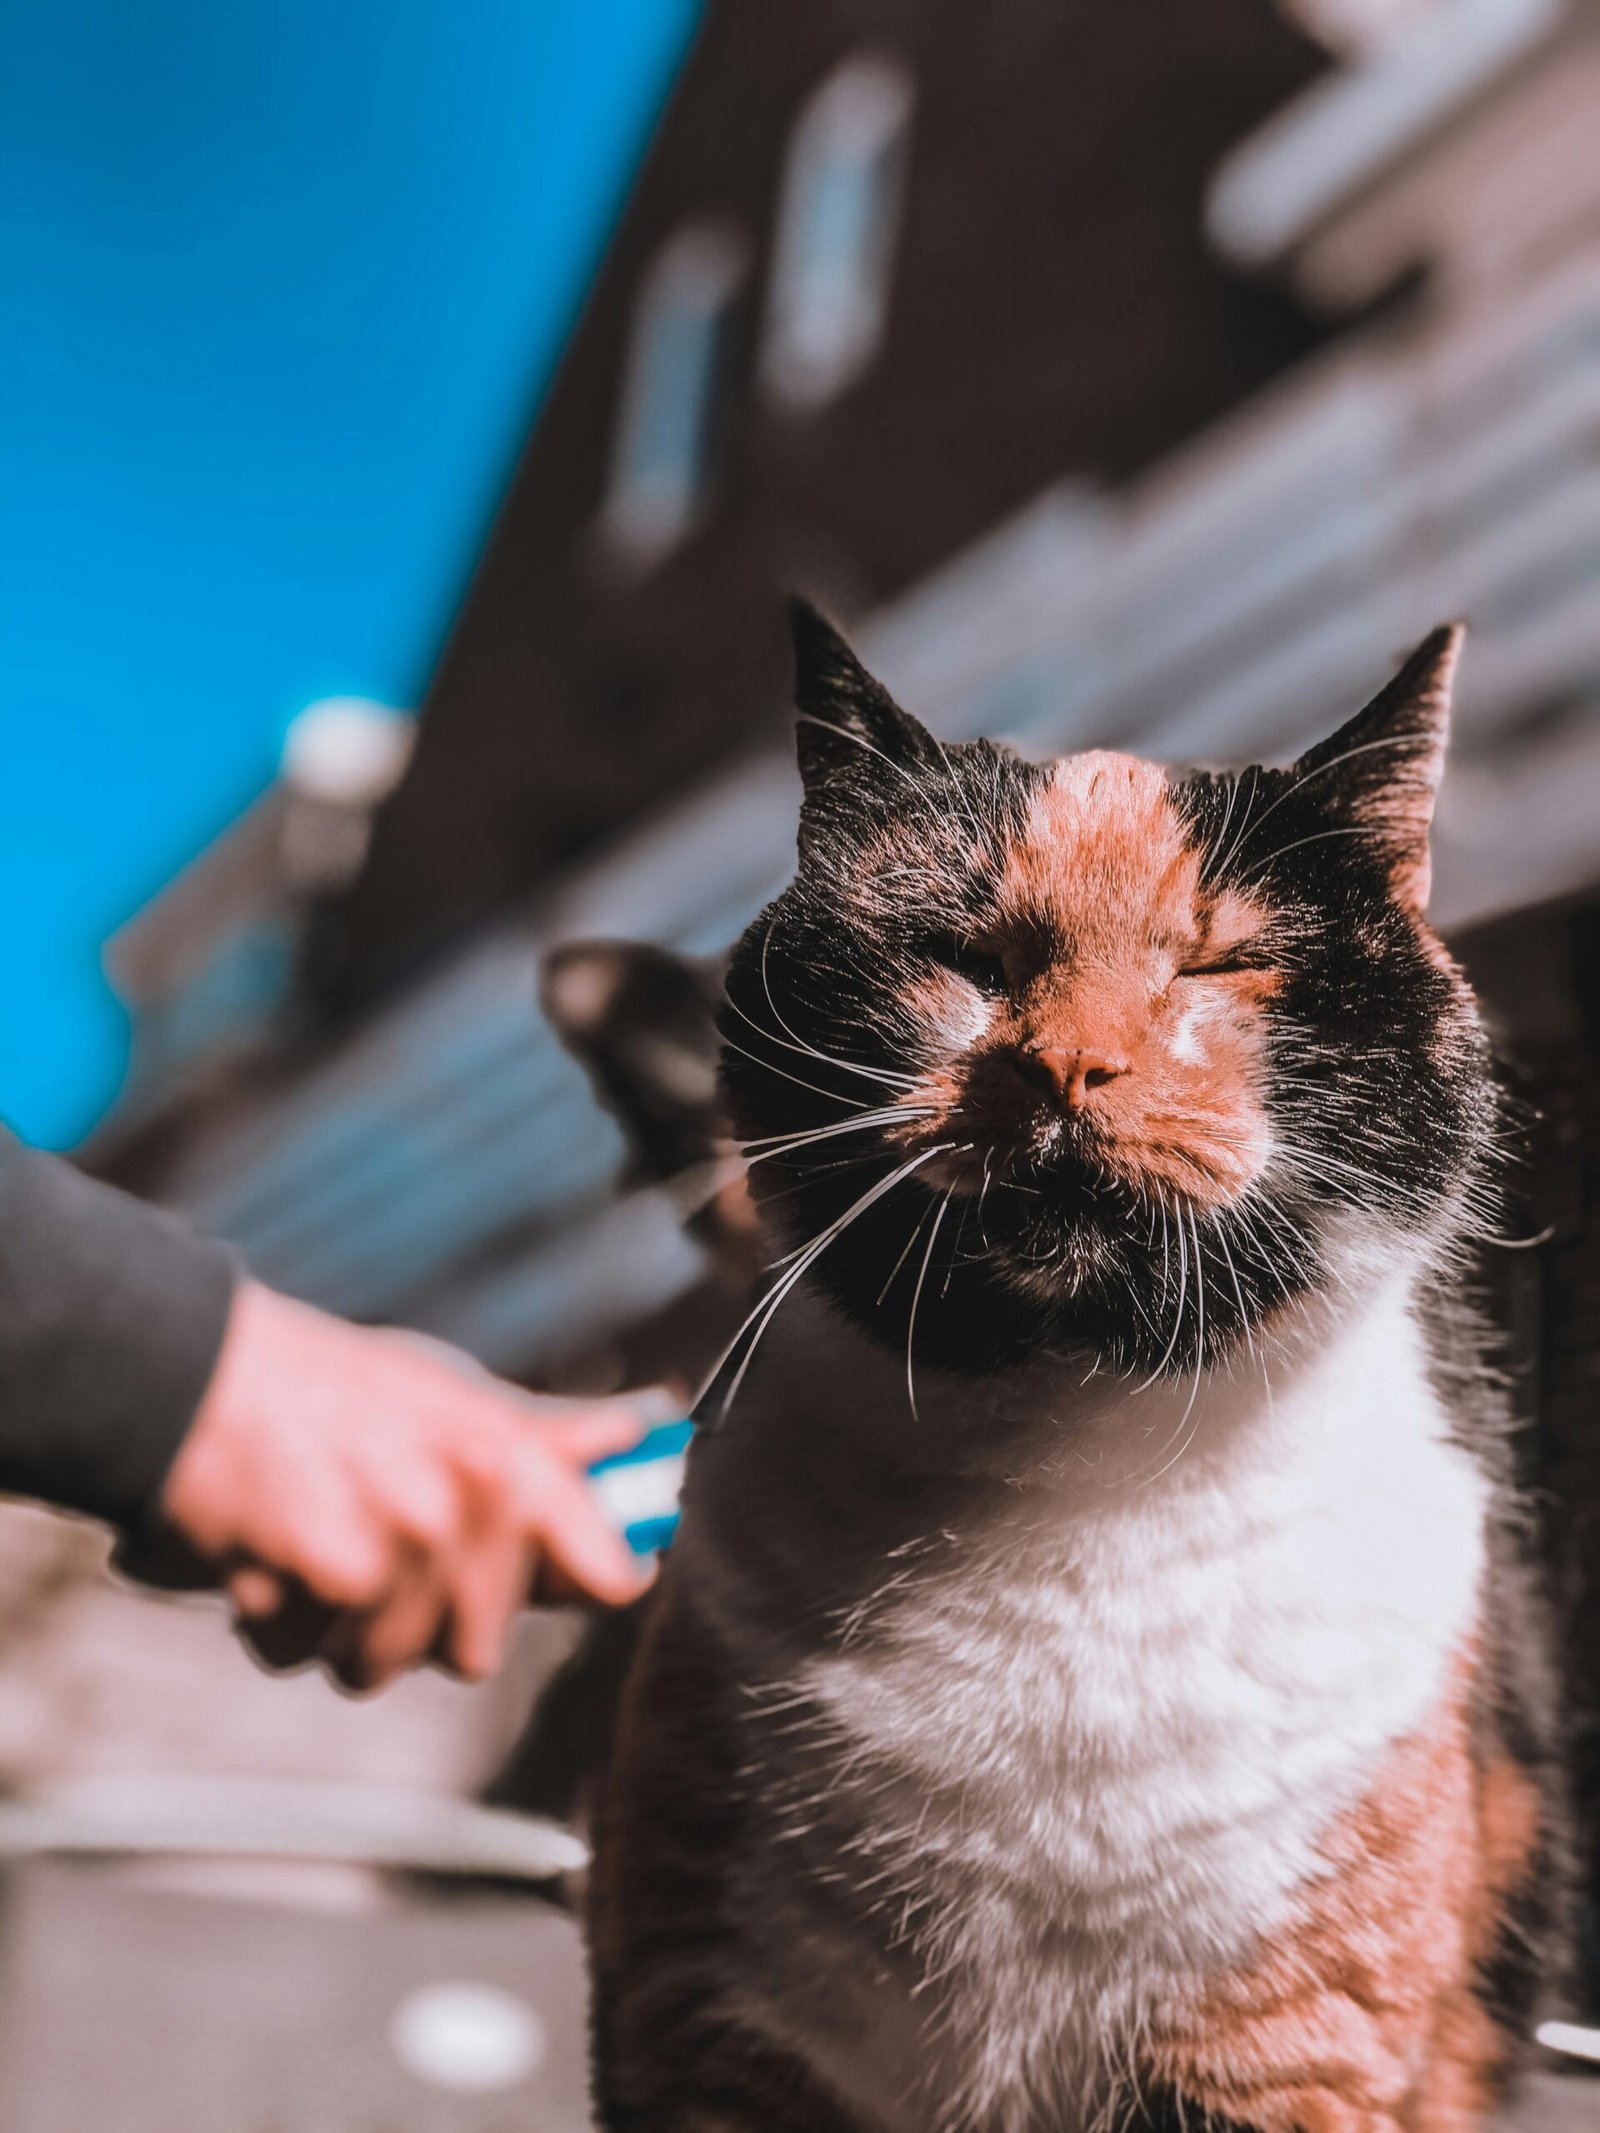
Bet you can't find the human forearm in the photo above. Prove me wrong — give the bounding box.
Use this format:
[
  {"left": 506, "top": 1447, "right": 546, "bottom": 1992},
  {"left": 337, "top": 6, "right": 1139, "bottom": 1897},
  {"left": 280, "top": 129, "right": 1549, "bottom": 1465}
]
[{"left": 0, "top": 1128, "right": 235, "bottom": 1527}]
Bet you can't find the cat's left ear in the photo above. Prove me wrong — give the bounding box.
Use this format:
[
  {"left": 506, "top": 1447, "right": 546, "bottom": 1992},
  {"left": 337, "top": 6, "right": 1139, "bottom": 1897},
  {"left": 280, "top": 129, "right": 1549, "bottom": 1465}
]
[{"left": 1292, "top": 622, "right": 1463, "bottom": 913}]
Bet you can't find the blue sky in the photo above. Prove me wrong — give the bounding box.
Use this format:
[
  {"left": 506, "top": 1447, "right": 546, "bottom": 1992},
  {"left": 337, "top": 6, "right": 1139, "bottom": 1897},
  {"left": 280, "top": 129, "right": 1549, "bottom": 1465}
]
[{"left": 1, "top": 0, "right": 698, "bottom": 1148}]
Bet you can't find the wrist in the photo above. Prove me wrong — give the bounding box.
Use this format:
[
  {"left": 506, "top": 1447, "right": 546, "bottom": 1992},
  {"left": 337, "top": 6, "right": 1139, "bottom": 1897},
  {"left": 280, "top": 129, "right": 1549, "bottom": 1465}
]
[{"left": 158, "top": 1278, "right": 273, "bottom": 1553}]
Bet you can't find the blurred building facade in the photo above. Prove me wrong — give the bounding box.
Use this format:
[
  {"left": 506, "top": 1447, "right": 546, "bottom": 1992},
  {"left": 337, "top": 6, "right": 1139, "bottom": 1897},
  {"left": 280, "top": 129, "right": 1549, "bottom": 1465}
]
[
  {"left": 92, "top": 0, "right": 1600, "bottom": 1913},
  {"left": 320, "top": 0, "right": 1331, "bottom": 998},
  {"left": 95, "top": 0, "right": 1345, "bottom": 1355}
]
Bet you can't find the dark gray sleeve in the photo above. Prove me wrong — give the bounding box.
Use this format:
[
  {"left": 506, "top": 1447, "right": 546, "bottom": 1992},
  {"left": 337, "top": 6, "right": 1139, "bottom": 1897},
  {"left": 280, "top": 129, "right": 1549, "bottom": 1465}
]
[{"left": 0, "top": 1129, "right": 237, "bottom": 1529}]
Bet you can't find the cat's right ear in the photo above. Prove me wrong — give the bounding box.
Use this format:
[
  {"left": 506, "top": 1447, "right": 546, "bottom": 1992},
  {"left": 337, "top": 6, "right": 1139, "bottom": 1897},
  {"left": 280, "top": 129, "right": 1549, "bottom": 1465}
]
[
  {"left": 790, "top": 599, "right": 935, "bottom": 838},
  {"left": 1291, "top": 623, "right": 1462, "bottom": 915}
]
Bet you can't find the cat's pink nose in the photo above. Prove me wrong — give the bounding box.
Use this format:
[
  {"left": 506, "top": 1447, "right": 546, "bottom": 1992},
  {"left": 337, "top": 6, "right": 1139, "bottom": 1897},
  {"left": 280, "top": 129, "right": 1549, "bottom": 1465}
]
[{"left": 1022, "top": 1045, "right": 1130, "bottom": 1112}]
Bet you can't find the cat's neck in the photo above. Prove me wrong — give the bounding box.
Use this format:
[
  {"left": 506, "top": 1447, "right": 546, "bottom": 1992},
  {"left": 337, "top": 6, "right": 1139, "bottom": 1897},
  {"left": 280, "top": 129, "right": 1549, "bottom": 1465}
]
[
  {"left": 681, "top": 1247, "right": 1465, "bottom": 1638},
  {"left": 725, "top": 1244, "right": 1438, "bottom": 1491}
]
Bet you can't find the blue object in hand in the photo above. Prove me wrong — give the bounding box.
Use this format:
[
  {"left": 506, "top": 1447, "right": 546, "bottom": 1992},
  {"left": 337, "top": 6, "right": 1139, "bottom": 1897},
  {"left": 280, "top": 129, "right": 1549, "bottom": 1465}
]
[{"left": 588, "top": 1419, "right": 693, "bottom": 1556}]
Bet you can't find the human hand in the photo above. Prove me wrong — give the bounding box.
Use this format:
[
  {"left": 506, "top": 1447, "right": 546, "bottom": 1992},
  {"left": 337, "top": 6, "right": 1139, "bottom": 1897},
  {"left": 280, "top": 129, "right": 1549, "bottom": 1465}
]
[{"left": 155, "top": 1281, "right": 666, "bottom": 1689}]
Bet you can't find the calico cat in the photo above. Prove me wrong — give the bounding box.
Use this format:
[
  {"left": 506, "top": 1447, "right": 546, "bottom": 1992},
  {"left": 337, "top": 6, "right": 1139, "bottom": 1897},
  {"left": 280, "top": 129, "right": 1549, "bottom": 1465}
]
[{"left": 587, "top": 603, "right": 1564, "bottom": 2133}]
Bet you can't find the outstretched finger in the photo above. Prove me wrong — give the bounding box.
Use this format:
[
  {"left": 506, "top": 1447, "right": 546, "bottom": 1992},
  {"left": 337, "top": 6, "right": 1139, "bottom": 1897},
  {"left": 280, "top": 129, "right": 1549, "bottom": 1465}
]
[
  {"left": 528, "top": 1389, "right": 681, "bottom": 1470},
  {"left": 516, "top": 1450, "right": 649, "bottom": 1607}
]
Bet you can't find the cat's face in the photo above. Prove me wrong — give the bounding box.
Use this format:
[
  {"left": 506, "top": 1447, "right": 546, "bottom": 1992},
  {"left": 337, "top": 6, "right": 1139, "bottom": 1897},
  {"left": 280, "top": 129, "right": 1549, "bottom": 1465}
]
[{"left": 718, "top": 603, "right": 1494, "bottom": 1380}]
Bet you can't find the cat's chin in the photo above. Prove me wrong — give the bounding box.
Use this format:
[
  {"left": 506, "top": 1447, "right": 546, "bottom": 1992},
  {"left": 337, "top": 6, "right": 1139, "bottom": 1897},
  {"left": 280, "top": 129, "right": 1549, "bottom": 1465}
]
[
  {"left": 959, "top": 1142, "right": 1146, "bottom": 1250},
  {"left": 987, "top": 1220, "right": 1134, "bottom": 1314},
  {"left": 761, "top": 1143, "right": 1320, "bottom": 1382},
  {"left": 958, "top": 1187, "right": 1301, "bottom": 1380}
]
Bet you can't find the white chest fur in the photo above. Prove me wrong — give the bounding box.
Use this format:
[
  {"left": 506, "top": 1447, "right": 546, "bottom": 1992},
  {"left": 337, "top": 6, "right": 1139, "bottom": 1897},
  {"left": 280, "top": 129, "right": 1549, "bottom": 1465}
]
[{"left": 692, "top": 1272, "right": 1490, "bottom": 2132}]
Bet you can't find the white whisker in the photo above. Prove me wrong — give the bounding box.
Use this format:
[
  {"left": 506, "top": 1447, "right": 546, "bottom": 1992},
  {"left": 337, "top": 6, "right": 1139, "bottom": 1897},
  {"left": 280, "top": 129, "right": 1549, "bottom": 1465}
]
[
  {"left": 795, "top": 714, "right": 948, "bottom": 815},
  {"left": 1227, "top": 733, "right": 1425, "bottom": 870},
  {"left": 1211, "top": 1219, "right": 1255, "bottom": 1366},
  {"left": 746, "top": 918, "right": 919, "bottom": 1089},
  {"left": 720, "top": 1033, "right": 876, "bottom": 1110},
  {"left": 724, "top": 986, "right": 918, "bottom": 1093},
  {"left": 1244, "top": 823, "right": 1390, "bottom": 882},
  {"left": 739, "top": 1107, "right": 935, "bottom": 1157},
  {"left": 1212, "top": 762, "right": 1262, "bottom": 879},
  {"left": 906, "top": 1187, "right": 954, "bottom": 1423},
  {"left": 1132, "top": 1208, "right": 1208, "bottom": 1488},
  {"left": 879, "top": 1196, "right": 938, "bottom": 1306},
  {"left": 1130, "top": 1197, "right": 1187, "bottom": 1395},
  {"left": 700, "top": 1145, "right": 952, "bottom": 1424}
]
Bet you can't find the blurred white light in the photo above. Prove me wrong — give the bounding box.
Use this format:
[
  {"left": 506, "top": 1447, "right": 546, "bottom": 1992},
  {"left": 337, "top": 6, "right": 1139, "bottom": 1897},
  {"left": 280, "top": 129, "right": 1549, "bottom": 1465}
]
[
  {"left": 281, "top": 696, "right": 414, "bottom": 809},
  {"left": 390, "top": 1980, "right": 545, "bottom": 2093},
  {"left": 1534, "top": 2019, "right": 1600, "bottom": 2064}
]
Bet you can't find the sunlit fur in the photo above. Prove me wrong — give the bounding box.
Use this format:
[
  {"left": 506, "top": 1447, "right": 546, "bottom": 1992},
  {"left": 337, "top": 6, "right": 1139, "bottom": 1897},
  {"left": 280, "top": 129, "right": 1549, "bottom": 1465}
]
[{"left": 718, "top": 605, "right": 1495, "bottom": 1385}]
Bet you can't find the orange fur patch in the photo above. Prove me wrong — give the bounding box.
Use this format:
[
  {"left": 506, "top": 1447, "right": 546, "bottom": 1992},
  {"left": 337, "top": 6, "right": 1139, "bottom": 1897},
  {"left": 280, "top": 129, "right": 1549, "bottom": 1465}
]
[
  {"left": 999, "top": 754, "right": 1192, "bottom": 934},
  {"left": 900, "top": 753, "right": 1281, "bottom": 1209},
  {"left": 1143, "top": 1652, "right": 1540, "bottom": 2132}
]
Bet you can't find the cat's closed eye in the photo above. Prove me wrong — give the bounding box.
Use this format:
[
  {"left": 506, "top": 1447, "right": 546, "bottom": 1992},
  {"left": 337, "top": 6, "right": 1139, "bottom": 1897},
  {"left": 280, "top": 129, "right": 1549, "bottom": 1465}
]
[
  {"left": 1176, "top": 948, "right": 1255, "bottom": 978},
  {"left": 930, "top": 933, "right": 1009, "bottom": 994}
]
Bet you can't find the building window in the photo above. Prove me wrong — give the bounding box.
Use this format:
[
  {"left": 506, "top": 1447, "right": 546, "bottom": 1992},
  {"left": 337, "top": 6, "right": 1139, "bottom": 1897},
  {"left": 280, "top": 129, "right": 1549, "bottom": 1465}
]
[
  {"left": 762, "top": 52, "right": 913, "bottom": 411},
  {"left": 604, "top": 222, "right": 744, "bottom": 560}
]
